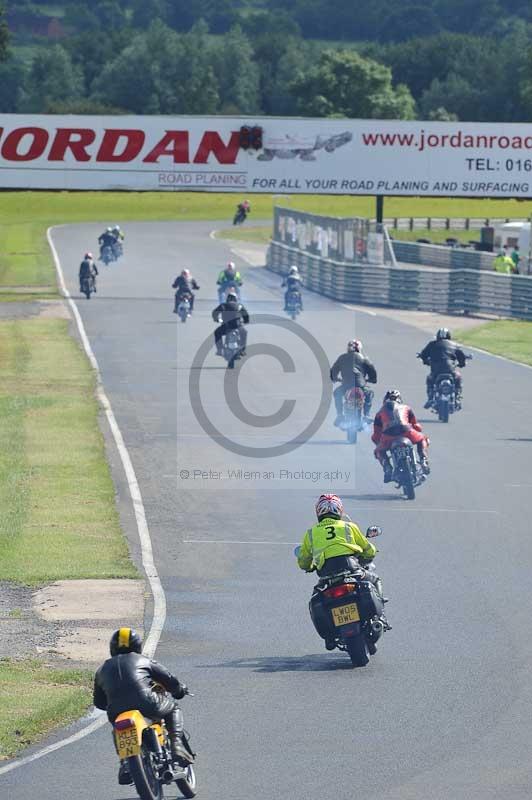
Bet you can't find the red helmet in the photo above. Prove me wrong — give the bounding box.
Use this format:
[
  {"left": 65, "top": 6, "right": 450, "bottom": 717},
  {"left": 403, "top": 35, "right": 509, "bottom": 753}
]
[
  {"left": 315, "top": 493, "right": 344, "bottom": 520},
  {"left": 347, "top": 339, "right": 362, "bottom": 353},
  {"left": 181, "top": 269, "right": 191, "bottom": 278},
  {"left": 84, "top": 252, "right": 93, "bottom": 259}
]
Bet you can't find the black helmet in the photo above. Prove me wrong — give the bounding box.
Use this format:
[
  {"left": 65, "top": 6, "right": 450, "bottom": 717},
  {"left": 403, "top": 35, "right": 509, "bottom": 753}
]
[
  {"left": 384, "top": 389, "right": 402, "bottom": 403},
  {"left": 110, "top": 627, "right": 143, "bottom": 657},
  {"left": 436, "top": 327, "right": 451, "bottom": 340}
]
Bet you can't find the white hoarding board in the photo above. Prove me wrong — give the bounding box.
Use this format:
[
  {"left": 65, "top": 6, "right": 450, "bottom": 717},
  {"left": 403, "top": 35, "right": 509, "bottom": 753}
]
[{"left": 1, "top": 115, "right": 532, "bottom": 196}]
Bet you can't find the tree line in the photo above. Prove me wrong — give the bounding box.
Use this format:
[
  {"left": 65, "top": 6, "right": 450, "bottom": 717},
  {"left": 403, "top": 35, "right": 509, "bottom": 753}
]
[{"left": 2, "top": 1, "right": 532, "bottom": 121}]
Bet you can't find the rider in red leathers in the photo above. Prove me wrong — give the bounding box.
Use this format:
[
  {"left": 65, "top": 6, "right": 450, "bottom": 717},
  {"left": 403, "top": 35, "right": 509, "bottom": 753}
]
[{"left": 372, "top": 390, "right": 430, "bottom": 483}]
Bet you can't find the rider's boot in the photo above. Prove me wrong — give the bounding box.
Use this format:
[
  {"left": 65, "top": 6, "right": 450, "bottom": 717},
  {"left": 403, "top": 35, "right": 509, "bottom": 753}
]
[{"left": 383, "top": 461, "right": 393, "bottom": 483}]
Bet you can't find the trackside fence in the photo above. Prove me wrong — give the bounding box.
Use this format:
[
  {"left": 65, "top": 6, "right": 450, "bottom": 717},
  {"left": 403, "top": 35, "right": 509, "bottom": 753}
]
[{"left": 267, "top": 240, "right": 532, "bottom": 320}]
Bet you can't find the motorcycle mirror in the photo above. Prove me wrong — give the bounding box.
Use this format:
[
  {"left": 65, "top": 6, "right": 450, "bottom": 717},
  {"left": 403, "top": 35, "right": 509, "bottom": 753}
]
[
  {"left": 366, "top": 525, "right": 382, "bottom": 538},
  {"left": 293, "top": 546, "right": 301, "bottom": 558}
]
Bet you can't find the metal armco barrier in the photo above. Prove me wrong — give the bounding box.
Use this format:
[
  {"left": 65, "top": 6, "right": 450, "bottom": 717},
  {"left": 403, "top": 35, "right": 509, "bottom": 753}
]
[
  {"left": 391, "top": 240, "right": 496, "bottom": 271},
  {"left": 268, "top": 240, "right": 532, "bottom": 320}
]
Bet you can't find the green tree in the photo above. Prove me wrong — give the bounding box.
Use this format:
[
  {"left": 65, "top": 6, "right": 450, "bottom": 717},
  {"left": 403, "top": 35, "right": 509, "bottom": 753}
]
[
  {"left": 0, "top": 2, "right": 9, "bottom": 63},
  {"left": 22, "top": 45, "right": 85, "bottom": 113},
  {"left": 131, "top": 0, "right": 168, "bottom": 28},
  {"left": 420, "top": 73, "right": 483, "bottom": 120},
  {"left": 211, "top": 25, "right": 260, "bottom": 113},
  {"left": 291, "top": 49, "right": 416, "bottom": 119},
  {"left": 0, "top": 56, "right": 26, "bottom": 112}
]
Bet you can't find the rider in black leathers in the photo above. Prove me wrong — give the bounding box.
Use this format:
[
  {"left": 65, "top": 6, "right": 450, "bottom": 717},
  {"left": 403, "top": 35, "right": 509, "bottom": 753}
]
[
  {"left": 79, "top": 252, "right": 98, "bottom": 293},
  {"left": 172, "top": 269, "right": 200, "bottom": 313},
  {"left": 93, "top": 628, "right": 194, "bottom": 786},
  {"left": 212, "top": 292, "right": 249, "bottom": 356},
  {"left": 330, "top": 340, "right": 377, "bottom": 425},
  {"left": 418, "top": 328, "right": 467, "bottom": 408}
]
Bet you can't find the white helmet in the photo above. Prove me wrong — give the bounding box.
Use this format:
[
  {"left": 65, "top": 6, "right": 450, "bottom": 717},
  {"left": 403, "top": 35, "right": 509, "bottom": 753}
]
[
  {"left": 226, "top": 261, "right": 236, "bottom": 272},
  {"left": 289, "top": 265, "right": 299, "bottom": 275},
  {"left": 113, "top": 225, "right": 120, "bottom": 232},
  {"left": 106, "top": 227, "right": 112, "bottom": 232}
]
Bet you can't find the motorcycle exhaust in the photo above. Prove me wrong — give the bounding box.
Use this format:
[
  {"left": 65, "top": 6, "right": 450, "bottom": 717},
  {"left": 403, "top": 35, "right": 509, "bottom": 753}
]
[
  {"left": 371, "top": 619, "right": 384, "bottom": 635},
  {"left": 162, "top": 769, "right": 175, "bottom": 783}
]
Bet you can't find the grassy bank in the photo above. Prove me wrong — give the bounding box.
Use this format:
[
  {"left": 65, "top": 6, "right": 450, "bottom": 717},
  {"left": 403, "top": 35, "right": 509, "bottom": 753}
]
[
  {"left": 456, "top": 320, "right": 532, "bottom": 366},
  {"left": 0, "top": 660, "right": 92, "bottom": 760},
  {"left": 1, "top": 191, "right": 531, "bottom": 291},
  {"left": 0, "top": 318, "right": 137, "bottom": 584}
]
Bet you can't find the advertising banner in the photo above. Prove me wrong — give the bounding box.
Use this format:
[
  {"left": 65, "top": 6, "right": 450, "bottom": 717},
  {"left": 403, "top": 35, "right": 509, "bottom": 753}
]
[
  {"left": 2, "top": 114, "right": 532, "bottom": 196},
  {"left": 273, "top": 207, "right": 370, "bottom": 263}
]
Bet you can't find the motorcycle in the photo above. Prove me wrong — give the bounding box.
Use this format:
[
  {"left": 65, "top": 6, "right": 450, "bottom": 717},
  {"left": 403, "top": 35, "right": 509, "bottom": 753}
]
[
  {"left": 112, "top": 240, "right": 123, "bottom": 259},
  {"left": 80, "top": 275, "right": 95, "bottom": 300},
  {"left": 233, "top": 207, "right": 248, "bottom": 225},
  {"left": 100, "top": 244, "right": 114, "bottom": 265},
  {"left": 218, "top": 281, "right": 241, "bottom": 304},
  {"left": 223, "top": 327, "right": 244, "bottom": 369},
  {"left": 113, "top": 691, "right": 196, "bottom": 800},
  {"left": 298, "top": 527, "right": 388, "bottom": 668},
  {"left": 285, "top": 290, "right": 302, "bottom": 320},
  {"left": 387, "top": 438, "right": 427, "bottom": 500},
  {"left": 418, "top": 353, "right": 472, "bottom": 422},
  {"left": 340, "top": 386, "right": 365, "bottom": 444},
  {"left": 176, "top": 293, "right": 192, "bottom": 323}
]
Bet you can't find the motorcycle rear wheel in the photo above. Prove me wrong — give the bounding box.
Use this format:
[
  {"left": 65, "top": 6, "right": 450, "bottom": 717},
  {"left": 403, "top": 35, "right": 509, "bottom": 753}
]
[
  {"left": 176, "top": 764, "right": 197, "bottom": 798},
  {"left": 346, "top": 635, "right": 370, "bottom": 667},
  {"left": 438, "top": 398, "right": 449, "bottom": 423},
  {"left": 401, "top": 466, "right": 416, "bottom": 500},
  {"left": 347, "top": 428, "right": 357, "bottom": 444},
  {"left": 128, "top": 747, "right": 163, "bottom": 800}
]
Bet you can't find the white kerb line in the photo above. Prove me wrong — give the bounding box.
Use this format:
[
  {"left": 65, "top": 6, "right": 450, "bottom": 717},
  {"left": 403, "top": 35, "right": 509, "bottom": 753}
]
[{"left": 0, "top": 228, "right": 167, "bottom": 777}]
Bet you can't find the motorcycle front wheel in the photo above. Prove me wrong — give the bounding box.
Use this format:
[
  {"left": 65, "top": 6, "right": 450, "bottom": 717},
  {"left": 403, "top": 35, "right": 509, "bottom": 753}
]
[
  {"left": 128, "top": 746, "right": 163, "bottom": 800},
  {"left": 346, "top": 635, "right": 370, "bottom": 667},
  {"left": 176, "top": 764, "right": 197, "bottom": 798}
]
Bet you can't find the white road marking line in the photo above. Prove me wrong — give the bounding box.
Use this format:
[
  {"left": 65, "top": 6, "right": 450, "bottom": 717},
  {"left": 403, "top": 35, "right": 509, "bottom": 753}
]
[
  {"left": 209, "top": 229, "right": 218, "bottom": 239},
  {"left": 342, "top": 304, "right": 378, "bottom": 316},
  {"left": 0, "top": 230, "right": 167, "bottom": 778},
  {"left": 184, "top": 540, "right": 299, "bottom": 545}
]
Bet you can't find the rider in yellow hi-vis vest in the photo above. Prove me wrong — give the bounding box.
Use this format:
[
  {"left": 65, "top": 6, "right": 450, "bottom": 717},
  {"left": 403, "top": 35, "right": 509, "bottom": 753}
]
[
  {"left": 297, "top": 493, "right": 376, "bottom": 571},
  {"left": 297, "top": 494, "right": 385, "bottom": 599}
]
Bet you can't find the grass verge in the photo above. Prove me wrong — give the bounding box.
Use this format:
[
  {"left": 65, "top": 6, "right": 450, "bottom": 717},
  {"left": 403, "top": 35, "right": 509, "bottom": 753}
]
[
  {"left": 217, "top": 225, "right": 272, "bottom": 244},
  {"left": 0, "top": 318, "right": 137, "bottom": 584},
  {"left": 0, "top": 659, "right": 93, "bottom": 760},
  {"left": 455, "top": 320, "right": 532, "bottom": 366}
]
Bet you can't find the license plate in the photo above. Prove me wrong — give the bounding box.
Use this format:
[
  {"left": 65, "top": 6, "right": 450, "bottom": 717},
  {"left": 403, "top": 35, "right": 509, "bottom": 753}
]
[
  {"left": 331, "top": 603, "right": 360, "bottom": 626},
  {"left": 116, "top": 727, "right": 140, "bottom": 758}
]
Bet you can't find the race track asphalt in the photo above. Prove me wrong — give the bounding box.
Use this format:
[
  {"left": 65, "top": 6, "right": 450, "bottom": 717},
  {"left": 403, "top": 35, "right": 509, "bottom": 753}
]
[{"left": 2, "top": 221, "right": 532, "bottom": 800}]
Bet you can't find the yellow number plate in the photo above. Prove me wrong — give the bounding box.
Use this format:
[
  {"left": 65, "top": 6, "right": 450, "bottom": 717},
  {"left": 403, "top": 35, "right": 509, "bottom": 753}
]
[
  {"left": 116, "top": 727, "right": 140, "bottom": 759},
  {"left": 331, "top": 603, "right": 360, "bottom": 626}
]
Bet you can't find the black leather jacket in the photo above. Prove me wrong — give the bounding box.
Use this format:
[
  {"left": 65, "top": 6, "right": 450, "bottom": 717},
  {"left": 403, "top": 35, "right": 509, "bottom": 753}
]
[
  {"left": 93, "top": 652, "right": 186, "bottom": 721},
  {"left": 419, "top": 339, "right": 466, "bottom": 374},
  {"left": 330, "top": 352, "right": 377, "bottom": 388},
  {"left": 212, "top": 300, "right": 249, "bottom": 327},
  {"left": 172, "top": 276, "right": 200, "bottom": 294}
]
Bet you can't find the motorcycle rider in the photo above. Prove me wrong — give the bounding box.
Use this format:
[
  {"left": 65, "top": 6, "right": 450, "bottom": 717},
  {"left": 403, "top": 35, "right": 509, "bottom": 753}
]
[
  {"left": 79, "top": 251, "right": 98, "bottom": 293},
  {"left": 172, "top": 269, "right": 200, "bottom": 314},
  {"left": 217, "top": 261, "right": 242, "bottom": 302},
  {"left": 282, "top": 265, "right": 303, "bottom": 311},
  {"left": 296, "top": 494, "right": 387, "bottom": 647},
  {"left": 330, "top": 339, "right": 377, "bottom": 426},
  {"left": 111, "top": 225, "right": 125, "bottom": 257},
  {"left": 93, "top": 627, "right": 195, "bottom": 786},
  {"left": 212, "top": 290, "right": 249, "bottom": 357},
  {"left": 235, "top": 199, "right": 250, "bottom": 222},
  {"left": 98, "top": 227, "right": 116, "bottom": 258},
  {"left": 419, "top": 328, "right": 467, "bottom": 409},
  {"left": 372, "top": 390, "right": 430, "bottom": 483}
]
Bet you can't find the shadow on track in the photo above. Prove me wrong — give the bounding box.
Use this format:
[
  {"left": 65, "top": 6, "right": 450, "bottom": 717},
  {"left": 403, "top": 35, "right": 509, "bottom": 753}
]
[{"left": 200, "top": 655, "right": 355, "bottom": 672}]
